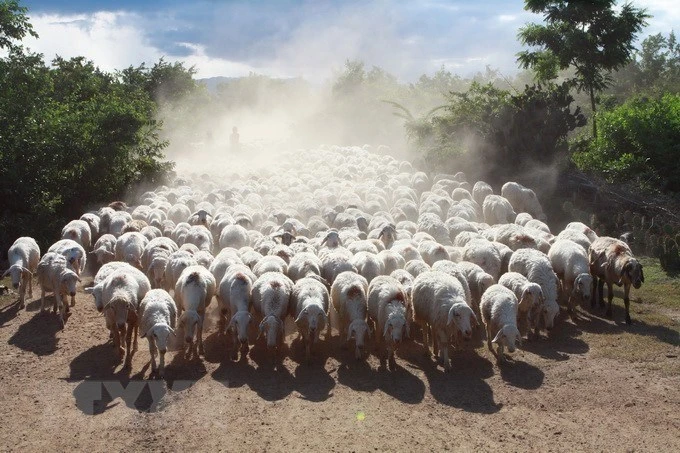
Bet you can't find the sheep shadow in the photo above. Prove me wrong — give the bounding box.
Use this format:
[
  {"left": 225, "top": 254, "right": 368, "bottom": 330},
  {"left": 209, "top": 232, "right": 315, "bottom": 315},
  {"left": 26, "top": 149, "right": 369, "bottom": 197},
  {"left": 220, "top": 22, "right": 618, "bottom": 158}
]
[
  {"left": 245, "top": 342, "right": 296, "bottom": 401},
  {"left": 498, "top": 359, "right": 545, "bottom": 390},
  {"left": 409, "top": 345, "right": 500, "bottom": 414},
  {"left": 521, "top": 311, "right": 590, "bottom": 361},
  {"left": 69, "top": 341, "right": 171, "bottom": 414},
  {"left": 8, "top": 311, "right": 62, "bottom": 355},
  {"left": 287, "top": 337, "right": 336, "bottom": 402},
  {"left": 0, "top": 297, "right": 22, "bottom": 327},
  {"left": 578, "top": 304, "right": 680, "bottom": 346}
]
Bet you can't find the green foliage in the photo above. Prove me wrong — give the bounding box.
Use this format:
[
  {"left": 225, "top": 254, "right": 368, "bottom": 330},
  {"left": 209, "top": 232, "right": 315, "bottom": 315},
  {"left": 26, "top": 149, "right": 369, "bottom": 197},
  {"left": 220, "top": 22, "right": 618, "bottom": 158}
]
[
  {"left": 0, "top": 49, "right": 173, "bottom": 251},
  {"left": 571, "top": 94, "right": 680, "bottom": 192},
  {"left": 0, "top": 0, "right": 36, "bottom": 50},
  {"left": 405, "top": 81, "right": 585, "bottom": 182},
  {"left": 517, "top": 0, "right": 649, "bottom": 137}
]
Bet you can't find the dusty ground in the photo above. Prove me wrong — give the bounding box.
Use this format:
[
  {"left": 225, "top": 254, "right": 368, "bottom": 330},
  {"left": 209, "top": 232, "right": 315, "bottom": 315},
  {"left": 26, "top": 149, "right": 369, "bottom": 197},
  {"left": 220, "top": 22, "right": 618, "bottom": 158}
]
[{"left": 0, "top": 275, "right": 678, "bottom": 452}]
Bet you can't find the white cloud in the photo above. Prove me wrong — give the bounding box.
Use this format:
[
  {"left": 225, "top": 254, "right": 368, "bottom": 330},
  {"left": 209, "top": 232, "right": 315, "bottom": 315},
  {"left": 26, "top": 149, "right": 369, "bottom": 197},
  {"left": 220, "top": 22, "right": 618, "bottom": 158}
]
[{"left": 24, "top": 11, "right": 258, "bottom": 78}]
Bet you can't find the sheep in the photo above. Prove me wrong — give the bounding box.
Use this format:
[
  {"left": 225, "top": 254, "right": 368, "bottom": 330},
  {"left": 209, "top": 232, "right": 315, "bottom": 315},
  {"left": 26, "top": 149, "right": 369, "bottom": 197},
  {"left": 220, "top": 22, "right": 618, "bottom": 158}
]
[
  {"left": 168, "top": 203, "right": 192, "bottom": 224},
  {"left": 508, "top": 248, "right": 560, "bottom": 336},
  {"left": 498, "top": 272, "right": 543, "bottom": 338},
  {"left": 219, "top": 265, "right": 256, "bottom": 360},
  {"left": 429, "top": 260, "right": 473, "bottom": 308},
  {"left": 36, "top": 252, "right": 81, "bottom": 327},
  {"left": 188, "top": 209, "right": 213, "bottom": 228},
  {"left": 549, "top": 239, "right": 594, "bottom": 317},
  {"left": 164, "top": 251, "right": 199, "bottom": 293},
  {"left": 479, "top": 284, "right": 522, "bottom": 363},
  {"left": 114, "top": 232, "right": 149, "bottom": 270},
  {"left": 97, "top": 269, "right": 148, "bottom": 366},
  {"left": 412, "top": 271, "right": 477, "bottom": 371},
  {"left": 320, "top": 229, "right": 342, "bottom": 248},
  {"left": 321, "top": 249, "right": 357, "bottom": 285},
  {"left": 184, "top": 224, "right": 212, "bottom": 250},
  {"left": 208, "top": 248, "right": 244, "bottom": 289},
  {"left": 142, "top": 236, "right": 179, "bottom": 288},
  {"left": 404, "top": 259, "right": 430, "bottom": 278},
  {"left": 291, "top": 277, "right": 330, "bottom": 362},
  {"left": 455, "top": 261, "right": 495, "bottom": 319},
  {"left": 514, "top": 212, "right": 533, "bottom": 226},
  {"left": 219, "top": 224, "right": 250, "bottom": 249},
  {"left": 555, "top": 229, "right": 592, "bottom": 252},
  {"left": 79, "top": 213, "right": 101, "bottom": 241},
  {"left": 47, "top": 239, "right": 87, "bottom": 276},
  {"left": 501, "top": 181, "right": 546, "bottom": 221},
  {"left": 472, "top": 181, "right": 493, "bottom": 206},
  {"left": 482, "top": 195, "right": 516, "bottom": 225},
  {"left": 331, "top": 271, "right": 370, "bottom": 360},
  {"left": 61, "top": 219, "right": 92, "bottom": 251},
  {"left": 288, "top": 252, "right": 323, "bottom": 282},
  {"left": 350, "top": 251, "right": 382, "bottom": 284},
  {"left": 565, "top": 221, "right": 598, "bottom": 243},
  {"left": 252, "top": 272, "right": 294, "bottom": 360},
  {"left": 91, "top": 234, "right": 117, "bottom": 268},
  {"left": 367, "top": 275, "right": 410, "bottom": 370},
  {"left": 138, "top": 289, "right": 177, "bottom": 377},
  {"left": 463, "top": 238, "right": 502, "bottom": 281},
  {"left": 3, "top": 237, "right": 40, "bottom": 309},
  {"left": 174, "top": 265, "right": 216, "bottom": 357},
  {"left": 108, "top": 210, "right": 133, "bottom": 237},
  {"left": 588, "top": 237, "right": 644, "bottom": 325},
  {"left": 417, "top": 240, "right": 449, "bottom": 266},
  {"left": 377, "top": 249, "right": 405, "bottom": 275},
  {"left": 377, "top": 224, "right": 398, "bottom": 249},
  {"left": 253, "top": 255, "right": 288, "bottom": 277}
]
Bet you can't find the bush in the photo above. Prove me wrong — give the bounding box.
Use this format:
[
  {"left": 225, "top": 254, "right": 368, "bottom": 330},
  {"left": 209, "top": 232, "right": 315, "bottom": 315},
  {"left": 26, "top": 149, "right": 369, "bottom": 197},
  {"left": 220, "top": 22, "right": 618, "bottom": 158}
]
[{"left": 572, "top": 94, "right": 680, "bottom": 192}]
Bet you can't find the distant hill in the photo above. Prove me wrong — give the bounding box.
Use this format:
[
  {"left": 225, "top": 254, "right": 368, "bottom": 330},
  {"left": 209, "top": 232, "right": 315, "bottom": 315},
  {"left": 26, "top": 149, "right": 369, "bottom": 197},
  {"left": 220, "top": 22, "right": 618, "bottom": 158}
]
[{"left": 197, "top": 76, "right": 239, "bottom": 92}]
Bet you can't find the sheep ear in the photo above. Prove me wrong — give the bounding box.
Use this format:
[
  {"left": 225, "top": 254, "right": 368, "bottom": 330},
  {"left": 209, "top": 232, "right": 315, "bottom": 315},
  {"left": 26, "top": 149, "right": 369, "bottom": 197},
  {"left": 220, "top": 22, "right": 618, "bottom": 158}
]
[
  {"left": 378, "top": 230, "right": 384, "bottom": 239},
  {"left": 321, "top": 235, "right": 329, "bottom": 246},
  {"left": 447, "top": 307, "right": 456, "bottom": 328},
  {"left": 169, "top": 327, "right": 176, "bottom": 337},
  {"left": 492, "top": 330, "right": 504, "bottom": 344},
  {"left": 382, "top": 321, "right": 391, "bottom": 339},
  {"left": 294, "top": 309, "right": 306, "bottom": 325},
  {"left": 346, "top": 326, "right": 355, "bottom": 342},
  {"left": 257, "top": 319, "right": 266, "bottom": 339},
  {"left": 1, "top": 269, "right": 9, "bottom": 278},
  {"left": 470, "top": 311, "right": 479, "bottom": 327},
  {"left": 515, "top": 327, "right": 523, "bottom": 346},
  {"left": 84, "top": 286, "right": 94, "bottom": 294}
]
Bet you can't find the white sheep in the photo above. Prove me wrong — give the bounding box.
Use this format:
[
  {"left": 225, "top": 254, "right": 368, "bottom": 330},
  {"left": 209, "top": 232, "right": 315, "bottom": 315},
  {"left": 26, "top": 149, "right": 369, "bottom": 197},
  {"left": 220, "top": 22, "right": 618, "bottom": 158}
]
[
  {"left": 555, "top": 229, "right": 592, "bottom": 252},
  {"left": 91, "top": 234, "right": 117, "bottom": 268},
  {"left": 417, "top": 240, "right": 450, "bottom": 266},
  {"left": 183, "top": 225, "right": 214, "bottom": 252},
  {"left": 331, "top": 271, "right": 370, "bottom": 360},
  {"left": 138, "top": 289, "right": 177, "bottom": 377},
  {"left": 97, "top": 269, "right": 148, "bottom": 366},
  {"left": 36, "top": 252, "right": 81, "bottom": 327},
  {"left": 463, "top": 238, "right": 502, "bottom": 281},
  {"left": 565, "top": 221, "right": 598, "bottom": 243},
  {"left": 114, "top": 232, "right": 149, "bottom": 270},
  {"left": 219, "top": 224, "right": 250, "bottom": 249},
  {"left": 61, "top": 219, "right": 92, "bottom": 251},
  {"left": 548, "top": 239, "right": 593, "bottom": 317},
  {"left": 221, "top": 266, "right": 255, "bottom": 360},
  {"left": 252, "top": 271, "right": 294, "bottom": 360},
  {"left": 253, "top": 255, "right": 288, "bottom": 277},
  {"left": 501, "top": 181, "right": 546, "bottom": 221},
  {"left": 288, "top": 252, "right": 323, "bottom": 282},
  {"left": 498, "top": 272, "right": 543, "bottom": 338},
  {"left": 188, "top": 209, "right": 213, "bottom": 228},
  {"left": 350, "top": 251, "right": 382, "bottom": 284},
  {"left": 472, "top": 181, "right": 493, "bottom": 207},
  {"left": 412, "top": 271, "right": 477, "bottom": 371},
  {"left": 292, "top": 277, "right": 330, "bottom": 362},
  {"left": 3, "top": 237, "right": 40, "bottom": 309},
  {"left": 367, "top": 275, "right": 410, "bottom": 369},
  {"left": 47, "top": 239, "right": 87, "bottom": 276},
  {"left": 508, "top": 248, "right": 560, "bottom": 336},
  {"left": 321, "top": 249, "right": 357, "bottom": 285},
  {"left": 479, "top": 284, "right": 522, "bottom": 363},
  {"left": 79, "top": 213, "right": 101, "bottom": 241},
  {"left": 455, "top": 261, "right": 495, "bottom": 319},
  {"left": 376, "top": 249, "right": 405, "bottom": 275},
  {"left": 174, "top": 265, "right": 216, "bottom": 357},
  {"left": 164, "top": 251, "right": 199, "bottom": 293},
  {"left": 482, "top": 195, "right": 516, "bottom": 225}
]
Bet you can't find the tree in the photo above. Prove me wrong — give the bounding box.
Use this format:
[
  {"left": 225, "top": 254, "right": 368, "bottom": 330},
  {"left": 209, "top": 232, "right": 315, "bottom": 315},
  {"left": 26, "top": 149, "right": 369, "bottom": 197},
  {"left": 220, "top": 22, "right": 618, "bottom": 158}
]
[
  {"left": 0, "top": 0, "right": 37, "bottom": 50},
  {"left": 517, "top": 0, "right": 649, "bottom": 138}
]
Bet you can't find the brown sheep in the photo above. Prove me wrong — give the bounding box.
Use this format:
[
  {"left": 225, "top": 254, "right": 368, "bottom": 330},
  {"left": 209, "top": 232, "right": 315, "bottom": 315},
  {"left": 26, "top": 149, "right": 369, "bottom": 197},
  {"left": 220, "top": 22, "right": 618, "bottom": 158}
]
[{"left": 588, "top": 237, "right": 644, "bottom": 325}]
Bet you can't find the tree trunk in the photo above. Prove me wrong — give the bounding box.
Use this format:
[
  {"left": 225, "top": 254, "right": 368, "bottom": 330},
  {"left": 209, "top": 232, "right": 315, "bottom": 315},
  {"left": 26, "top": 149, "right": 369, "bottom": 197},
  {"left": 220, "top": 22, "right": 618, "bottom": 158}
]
[{"left": 590, "top": 86, "right": 597, "bottom": 139}]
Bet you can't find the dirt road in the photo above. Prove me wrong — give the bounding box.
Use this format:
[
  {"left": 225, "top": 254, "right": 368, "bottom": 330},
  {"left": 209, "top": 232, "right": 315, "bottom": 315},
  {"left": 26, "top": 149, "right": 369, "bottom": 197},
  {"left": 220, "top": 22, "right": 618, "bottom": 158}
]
[{"left": 0, "top": 285, "right": 678, "bottom": 452}]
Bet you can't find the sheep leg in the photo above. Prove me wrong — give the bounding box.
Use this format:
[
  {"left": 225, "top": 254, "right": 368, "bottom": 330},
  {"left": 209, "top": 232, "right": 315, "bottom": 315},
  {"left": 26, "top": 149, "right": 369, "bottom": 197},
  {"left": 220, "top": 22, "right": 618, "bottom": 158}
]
[
  {"left": 124, "top": 322, "right": 134, "bottom": 369},
  {"left": 158, "top": 351, "right": 166, "bottom": 378},
  {"left": 598, "top": 279, "right": 606, "bottom": 309},
  {"left": 496, "top": 342, "right": 505, "bottom": 364},
  {"left": 40, "top": 289, "right": 47, "bottom": 313},
  {"left": 420, "top": 321, "right": 430, "bottom": 357},
  {"left": 486, "top": 324, "right": 494, "bottom": 353},
  {"left": 438, "top": 331, "right": 451, "bottom": 372},
  {"left": 387, "top": 344, "right": 396, "bottom": 371},
  {"left": 197, "top": 316, "right": 205, "bottom": 356},
  {"left": 132, "top": 323, "right": 138, "bottom": 352},
  {"left": 148, "top": 338, "right": 158, "bottom": 374},
  {"left": 591, "top": 277, "right": 598, "bottom": 307},
  {"left": 230, "top": 331, "right": 239, "bottom": 360},
  {"left": 606, "top": 282, "right": 614, "bottom": 318},
  {"left": 27, "top": 277, "right": 33, "bottom": 298},
  {"left": 623, "top": 284, "right": 632, "bottom": 325}
]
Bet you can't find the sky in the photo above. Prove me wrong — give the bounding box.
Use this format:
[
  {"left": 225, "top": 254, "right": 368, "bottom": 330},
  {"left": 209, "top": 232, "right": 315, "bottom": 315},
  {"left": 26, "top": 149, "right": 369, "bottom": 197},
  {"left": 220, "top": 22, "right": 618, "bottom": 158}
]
[{"left": 19, "top": 0, "right": 680, "bottom": 82}]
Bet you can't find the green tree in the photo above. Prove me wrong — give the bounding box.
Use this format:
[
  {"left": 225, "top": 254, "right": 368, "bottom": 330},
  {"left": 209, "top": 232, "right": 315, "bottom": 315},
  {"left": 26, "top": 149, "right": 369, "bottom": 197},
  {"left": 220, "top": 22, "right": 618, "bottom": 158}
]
[
  {"left": 0, "top": 0, "right": 36, "bottom": 50},
  {"left": 517, "top": 0, "right": 649, "bottom": 138}
]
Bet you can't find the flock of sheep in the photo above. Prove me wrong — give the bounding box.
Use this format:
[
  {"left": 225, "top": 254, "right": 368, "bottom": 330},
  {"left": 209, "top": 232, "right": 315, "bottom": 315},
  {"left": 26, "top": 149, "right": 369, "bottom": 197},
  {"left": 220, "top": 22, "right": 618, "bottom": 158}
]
[{"left": 3, "top": 145, "right": 645, "bottom": 378}]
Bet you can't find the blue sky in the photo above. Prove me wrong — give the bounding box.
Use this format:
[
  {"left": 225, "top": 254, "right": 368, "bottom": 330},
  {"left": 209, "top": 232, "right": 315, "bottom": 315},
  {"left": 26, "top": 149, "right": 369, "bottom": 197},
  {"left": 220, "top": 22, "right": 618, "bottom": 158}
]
[{"left": 20, "top": 1, "right": 679, "bottom": 81}]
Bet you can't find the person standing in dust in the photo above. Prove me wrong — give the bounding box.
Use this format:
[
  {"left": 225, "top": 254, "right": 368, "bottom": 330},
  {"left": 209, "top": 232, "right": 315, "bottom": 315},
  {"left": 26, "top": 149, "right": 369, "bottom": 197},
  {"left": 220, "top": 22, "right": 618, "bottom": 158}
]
[{"left": 230, "top": 126, "right": 240, "bottom": 152}]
